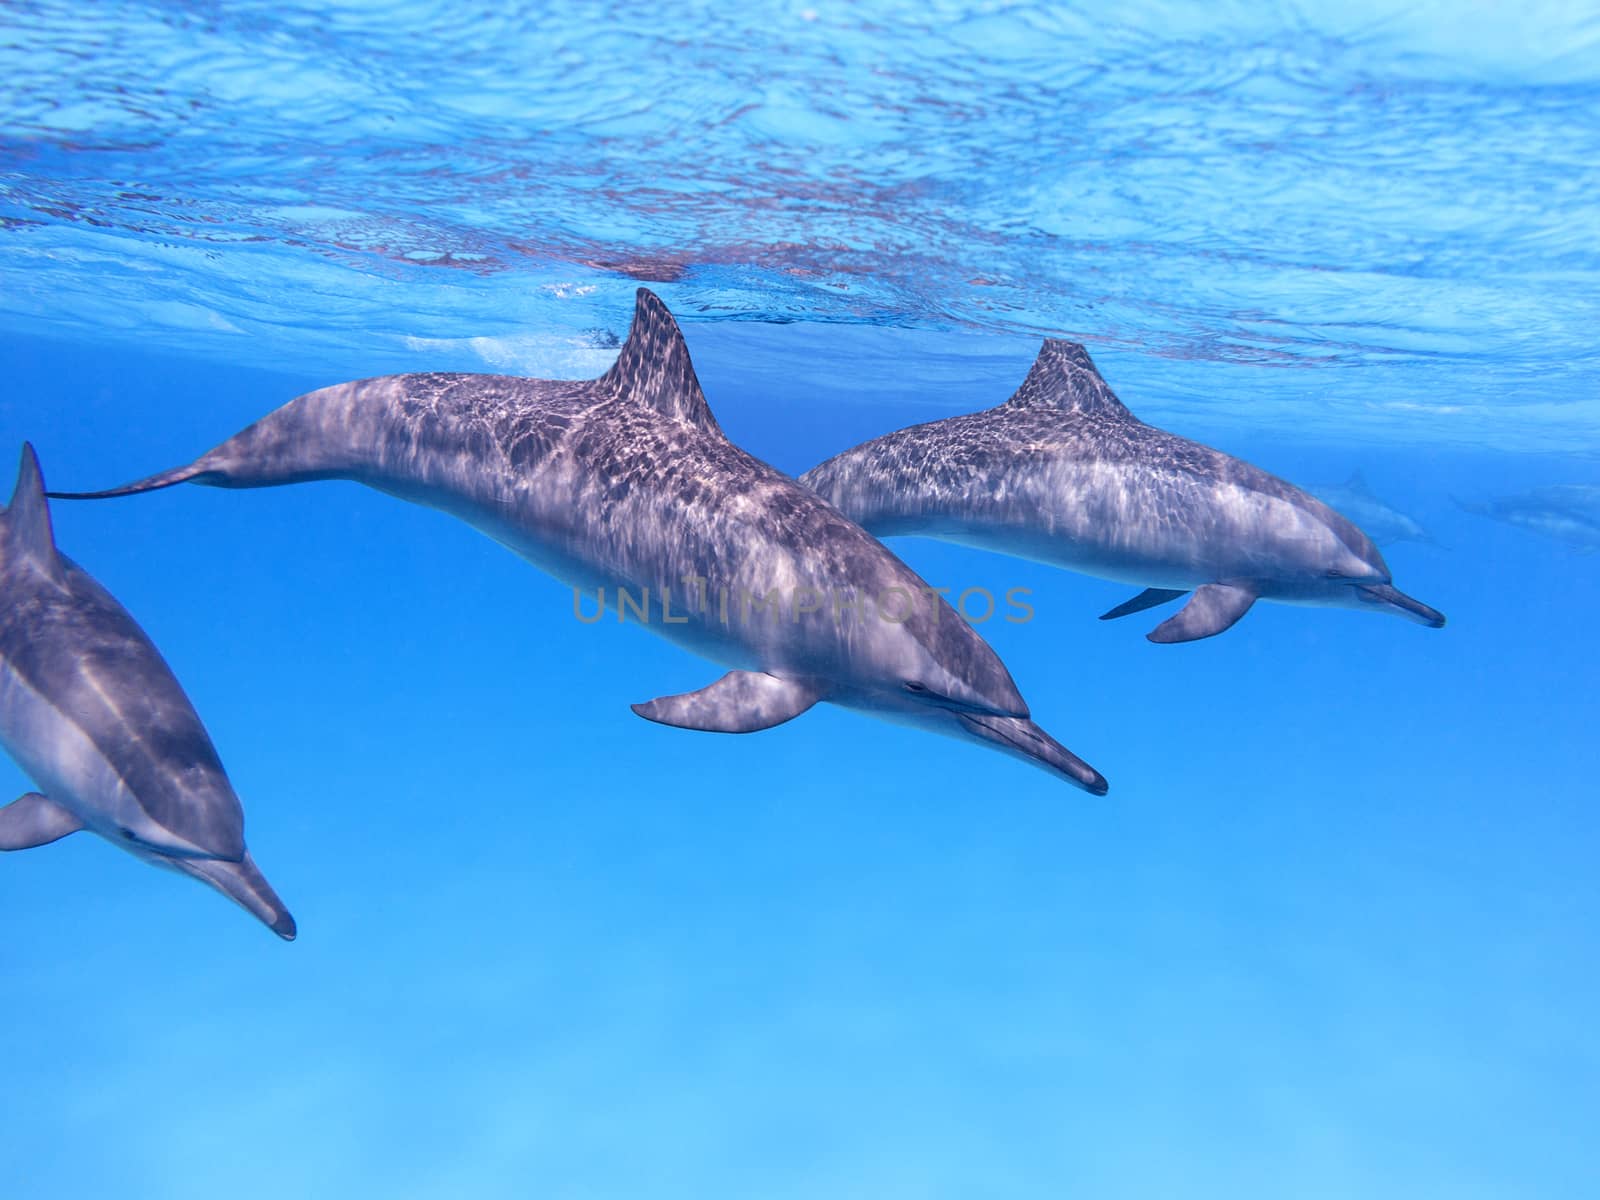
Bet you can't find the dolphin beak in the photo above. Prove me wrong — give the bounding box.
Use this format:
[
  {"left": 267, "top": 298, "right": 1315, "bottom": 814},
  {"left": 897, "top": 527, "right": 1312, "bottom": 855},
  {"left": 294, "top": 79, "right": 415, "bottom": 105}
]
[
  {"left": 957, "top": 713, "right": 1109, "bottom": 795},
  {"left": 1356, "top": 582, "right": 1446, "bottom": 628},
  {"left": 171, "top": 850, "right": 298, "bottom": 940},
  {"left": 945, "top": 697, "right": 1030, "bottom": 720}
]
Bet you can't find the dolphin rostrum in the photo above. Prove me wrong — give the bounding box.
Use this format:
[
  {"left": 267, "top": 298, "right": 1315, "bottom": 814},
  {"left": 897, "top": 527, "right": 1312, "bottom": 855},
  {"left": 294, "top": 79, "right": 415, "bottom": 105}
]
[
  {"left": 48, "top": 291, "right": 1106, "bottom": 793},
  {"left": 1, "top": 445, "right": 294, "bottom": 939},
  {"left": 799, "top": 341, "right": 1445, "bottom": 643}
]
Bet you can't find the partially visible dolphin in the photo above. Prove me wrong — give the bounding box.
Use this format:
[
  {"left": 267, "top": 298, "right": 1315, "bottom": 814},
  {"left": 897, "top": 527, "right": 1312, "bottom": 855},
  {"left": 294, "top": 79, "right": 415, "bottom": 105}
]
[
  {"left": 1312, "top": 474, "right": 1437, "bottom": 549},
  {"left": 0, "top": 444, "right": 295, "bottom": 939},
  {"left": 800, "top": 341, "right": 1445, "bottom": 643},
  {"left": 1458, "top": 484, "right": 1600, "bottom": 553},
  {"left": 48, "top": 290, "right": 1106, "bottom": 793}
]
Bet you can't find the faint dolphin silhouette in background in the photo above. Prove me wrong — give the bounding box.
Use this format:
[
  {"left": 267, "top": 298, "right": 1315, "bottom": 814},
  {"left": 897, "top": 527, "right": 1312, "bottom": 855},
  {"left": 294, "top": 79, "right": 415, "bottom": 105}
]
[
  {"left": 1310, "top": 474, "right": 1439, "bottom": 549},
  {"left": 47, "top": 290, "right": 1107, "bottom": 793},
  {"left": 801, "top": 340, "right": 1445, "bottom": 643},
  {"left": 0, "top": 445, "right": 295, "bottom": 939},
  {"left": 1457, "top": 484, "right": 1600, "bottom": 553}
]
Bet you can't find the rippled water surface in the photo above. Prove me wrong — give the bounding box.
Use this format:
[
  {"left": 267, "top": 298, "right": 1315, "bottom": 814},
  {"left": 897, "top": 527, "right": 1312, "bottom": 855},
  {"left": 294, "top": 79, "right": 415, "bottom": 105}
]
[{"left": 4, "top": 1, "right": 1600, "bottom": 444}]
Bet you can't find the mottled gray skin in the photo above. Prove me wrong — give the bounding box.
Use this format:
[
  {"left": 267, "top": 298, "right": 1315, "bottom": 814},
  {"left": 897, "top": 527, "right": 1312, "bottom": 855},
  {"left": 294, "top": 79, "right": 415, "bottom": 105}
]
[
  {"left": 0, "top": 445, "right": 294, "bottom": 939},
  {"left": 801, "top": 341, "right": 1445, "bottom": 642},
  {"left": 1312, "top": 476, "right": 1436, "bottom": 549},
  {"left": 50, "top": 290, "right": 1105, "bottom": 793},
  {"left": 1459, "top": 485, "right": 1600, "bottom": 553}
]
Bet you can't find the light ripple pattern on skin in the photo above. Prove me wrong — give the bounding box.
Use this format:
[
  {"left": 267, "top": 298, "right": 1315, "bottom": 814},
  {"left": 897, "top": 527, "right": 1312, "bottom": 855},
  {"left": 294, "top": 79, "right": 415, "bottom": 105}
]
[{"left": 800, "top": 340, "right": 1446, "bottom": 643}]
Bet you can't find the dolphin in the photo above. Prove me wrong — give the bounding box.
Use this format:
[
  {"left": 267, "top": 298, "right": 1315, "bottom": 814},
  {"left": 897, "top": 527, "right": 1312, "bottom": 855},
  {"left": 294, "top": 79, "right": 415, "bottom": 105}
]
[
  {"left": 1457, "top": 484, "right": 1600, "bottom": 553},
  {"left": 1311, "top": 474, "right": 1438, "bottom": 549},
  {"left": 47, "top": 290, "right": 1106, "bottom": 793},
  {"left": 0, "top": 445, "right": 294, "bottom": 939},
  {"left": 799, "top": 340, "right": 1445, "bottom": 643}
]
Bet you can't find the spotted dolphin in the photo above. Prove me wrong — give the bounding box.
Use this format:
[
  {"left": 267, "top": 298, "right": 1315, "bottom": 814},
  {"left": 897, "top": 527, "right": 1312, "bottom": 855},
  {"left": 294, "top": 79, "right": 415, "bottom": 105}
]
[
  {"left": 48, "top": 291, "right": 1106, "bottom": 793},
  {"left": 0, "top": 445, "right": 294, "bottom": 938},
  {"left": 800, "top": 341, "right": 1445, "bottom": 643}
]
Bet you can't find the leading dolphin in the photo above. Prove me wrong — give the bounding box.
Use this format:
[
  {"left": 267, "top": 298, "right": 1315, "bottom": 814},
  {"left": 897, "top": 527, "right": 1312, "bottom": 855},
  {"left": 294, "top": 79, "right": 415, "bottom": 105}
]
[
  {"left": 49, "top": 290, "right": 1106, "bottom": 793},
  {"left": 0, "top": 445, "right": 295, "bottom": 939},
  {"left": 800, "top": 341, "right": 1445, "bottom": 643}
]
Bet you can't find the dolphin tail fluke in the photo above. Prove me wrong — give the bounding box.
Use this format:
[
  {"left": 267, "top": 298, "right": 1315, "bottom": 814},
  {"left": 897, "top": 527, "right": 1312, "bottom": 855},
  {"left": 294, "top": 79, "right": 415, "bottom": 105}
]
[
  {"left": 176, "top": 850, "right": 297, "bottom": 941},
  {"left": 1147, "top": 583, "right": 1257, "bottom": 643},
  {"left": 45, "top": 458, "right": 216, "bottom": 501},
  {"left": 957, "top": 713, "right": 1108, "bottom": 795},
  {"left": 1099, "top": 587, "right": 1187, "bottom": 621},
  {"left": 632, "top": 670, "right": 823, "bottom": 733}
]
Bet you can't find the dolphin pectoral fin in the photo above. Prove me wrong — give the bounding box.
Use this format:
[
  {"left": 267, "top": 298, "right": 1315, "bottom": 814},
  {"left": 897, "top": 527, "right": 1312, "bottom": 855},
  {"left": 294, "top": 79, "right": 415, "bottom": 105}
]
[
  {"left": 0, "top": 792, "right": 85, "bottom": 850},
  {"left": 1147, "top": 583, "right": 1257, "bottom": 644},
  {"left": 1099, "top": 587, "right": 1187, "bottom": 621},
  {"left": 631, "top": 671, "right": 823, "bottom": 733}
]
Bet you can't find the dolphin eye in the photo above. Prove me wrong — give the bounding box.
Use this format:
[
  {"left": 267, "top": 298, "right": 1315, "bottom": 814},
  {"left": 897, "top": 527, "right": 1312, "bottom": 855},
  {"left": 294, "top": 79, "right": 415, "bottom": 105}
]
[
  {"left": 903, "top": 681, "right": 930, "bottom": 694},
  {"left": 1326, "top": 569, "right": 1345, "bottom": 579}
]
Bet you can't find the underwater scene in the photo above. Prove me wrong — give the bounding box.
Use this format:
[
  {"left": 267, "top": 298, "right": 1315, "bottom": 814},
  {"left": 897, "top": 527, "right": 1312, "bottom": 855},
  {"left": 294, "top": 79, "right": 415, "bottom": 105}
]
[{"left": 2, "top": 3, "right": 1597, "bottom": 1197}]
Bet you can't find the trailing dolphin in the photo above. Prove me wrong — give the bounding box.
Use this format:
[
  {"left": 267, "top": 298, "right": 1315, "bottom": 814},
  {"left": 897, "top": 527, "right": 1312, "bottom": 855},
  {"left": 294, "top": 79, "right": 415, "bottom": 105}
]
[
  {"left": 48, "top": 290, "right": 1106, "bottom": 793},
  {"left": 1457, "top": 484, "right": 1600, "bottom": 553},
  {"left": 800, "top": 341, "right": 1445, "bottom": 643},
  {"left": 1311, "top": 474, "right": 1438, "bottom": 549},
  {"left": 0, "top": 445, "right": 295, "bottom": 939}
]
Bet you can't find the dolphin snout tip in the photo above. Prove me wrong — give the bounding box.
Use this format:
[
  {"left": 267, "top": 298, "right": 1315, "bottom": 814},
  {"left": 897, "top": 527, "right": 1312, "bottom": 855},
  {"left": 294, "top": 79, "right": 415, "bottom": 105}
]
[
  {"left": 958, "top": 713, "right": 1108, "bottom": 795},
  {"left": 1055, "top": 748, "right": 1109, "bottom": 795},
  {"left": 1357, "top": 583, "right": 1445, "bottom": 629},
  {"left": 271, "top": 910, "right": 298, "bottom": 941},
  {"left": 1045, "top": 744, "right": 1108, "bottom": 795},
  {"left": 1404, "top": 599, "right": 1446, "bottom": 628}
]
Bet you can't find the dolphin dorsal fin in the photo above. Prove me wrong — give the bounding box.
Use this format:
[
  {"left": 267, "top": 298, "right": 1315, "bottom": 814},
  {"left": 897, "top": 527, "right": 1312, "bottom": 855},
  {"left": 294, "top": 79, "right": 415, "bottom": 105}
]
[
  {"left": 600, "top": 288, "right": 723, "bottom": 436},
  {"left": 1001, "top": 340, "right": 1132, "bottom": 419},
  {"left": 2, "top": 443, "right": 60, "bottom": 568}
]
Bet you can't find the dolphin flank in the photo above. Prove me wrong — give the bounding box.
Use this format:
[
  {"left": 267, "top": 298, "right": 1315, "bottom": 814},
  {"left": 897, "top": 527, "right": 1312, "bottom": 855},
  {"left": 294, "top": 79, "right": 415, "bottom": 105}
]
[
  {"left": 0, "top": 444, "right": 295, "bottom": 939},
  {"left": 49, "top": 290, "right": 1106, "bottom": 793},
  {"left": 799, "top": 340, "right": 1445, "bottom": 643}
]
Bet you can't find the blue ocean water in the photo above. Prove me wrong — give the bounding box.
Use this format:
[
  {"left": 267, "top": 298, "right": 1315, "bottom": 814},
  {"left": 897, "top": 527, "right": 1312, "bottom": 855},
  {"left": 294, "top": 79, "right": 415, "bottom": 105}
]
[{"left": 2, "top": 3, "right": 1598, "bottom": 1197}]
